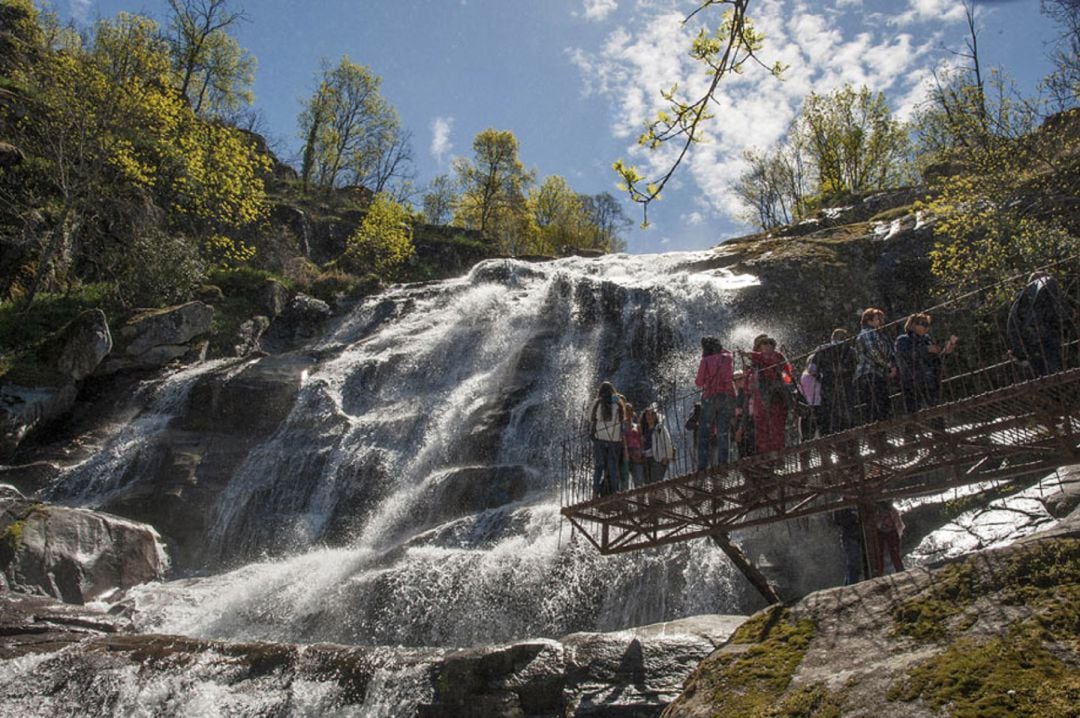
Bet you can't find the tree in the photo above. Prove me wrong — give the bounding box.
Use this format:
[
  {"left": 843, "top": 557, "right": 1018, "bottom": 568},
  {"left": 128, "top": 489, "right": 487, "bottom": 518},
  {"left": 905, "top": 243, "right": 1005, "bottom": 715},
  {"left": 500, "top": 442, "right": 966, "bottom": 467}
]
[
  {"left": 343, "top": 192, "right": 414, "bottom": 277},
  {"left": 166, "top": 0, "right": 252, "bottom": 117},
  {"left": 580, "top": 192, "right": 631, "bottom": 252},
  {"left": 793, "top": 84, "right": 913, "bottom": 200},
  {"left": 732, "top": 139, "right": 809, "bottom": 230},
  {"left": 1041, "top": 0, "right": 1080, "bottom": 110},
  {"left": 912, "top": 4, "right": 1078, "bottom": 296},
  {"left": 532, "top": 175, "right": 589, "bottom": 254},
  {"left": 613, "top": 0, "right": 783, "bottom": 224},
  {"left": 297, "top": 57, "right": 401, "bottom": 193},
  {"left": 421, "top": 174, "right": 456, "bottom": 225},
  {"left": 453, "top": 128, "right": 535, "bottom": 249},
  {"left": 0, "top": 10, "right": 268, "bottom": 306}
]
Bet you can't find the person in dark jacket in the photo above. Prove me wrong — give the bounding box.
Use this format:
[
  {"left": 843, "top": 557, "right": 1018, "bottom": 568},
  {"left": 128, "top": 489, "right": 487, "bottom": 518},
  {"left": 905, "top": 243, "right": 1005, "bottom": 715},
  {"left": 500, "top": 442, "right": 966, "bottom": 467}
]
[
  {"left": 812, "top": 328, "right": 857, "bottom": 435},
  {"left": 833, "top": 507, "right": 864, "bottom": 585},
  {"left": 1006, "top": 271, "right": 1078, "bottom": 377},
  {"left": 895, "top": 313, "right": 957, "bottom": 413}
]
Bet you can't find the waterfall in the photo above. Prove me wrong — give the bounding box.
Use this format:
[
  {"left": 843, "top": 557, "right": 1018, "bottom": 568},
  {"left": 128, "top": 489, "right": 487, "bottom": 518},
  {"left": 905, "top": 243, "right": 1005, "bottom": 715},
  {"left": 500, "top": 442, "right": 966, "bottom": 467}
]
[{"left": 55, "top": 253, "right": 762, "bottom": 648}]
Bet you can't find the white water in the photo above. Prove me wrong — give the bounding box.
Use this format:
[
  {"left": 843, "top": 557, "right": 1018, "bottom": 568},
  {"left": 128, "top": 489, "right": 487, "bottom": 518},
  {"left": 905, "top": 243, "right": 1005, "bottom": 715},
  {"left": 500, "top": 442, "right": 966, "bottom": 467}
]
[{"left": 54, "top": 253, "right": 761, "bottom": 648}]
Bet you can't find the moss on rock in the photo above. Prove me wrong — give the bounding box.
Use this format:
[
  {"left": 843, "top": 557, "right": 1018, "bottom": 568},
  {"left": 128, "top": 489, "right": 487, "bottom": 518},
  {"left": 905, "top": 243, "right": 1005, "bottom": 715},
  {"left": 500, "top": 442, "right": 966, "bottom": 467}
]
[{"left": 680, "top": 606, "right": 817, "bottom": 717}]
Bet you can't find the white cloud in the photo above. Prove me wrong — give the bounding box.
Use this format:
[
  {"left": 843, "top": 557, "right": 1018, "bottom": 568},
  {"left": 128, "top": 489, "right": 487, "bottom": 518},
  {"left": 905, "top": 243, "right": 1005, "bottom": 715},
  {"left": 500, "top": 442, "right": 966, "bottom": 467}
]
[
  {"left": 684, "top": 211, "right": 705, "bottom": 226},
  {"left": 568, "top": 0, "right": 960, "bottom": 223},
  {"left": 583, "top": 0, "right": 618, "bottom": 21},
  {"left": 70, "top": 0, "right": 93, "bottom": 25},
  {"left": 892, "top": 0, "right": 967, "bottom": 27},
  {"left": 430, "top": 116, "right": 454, "bottom": 165}
]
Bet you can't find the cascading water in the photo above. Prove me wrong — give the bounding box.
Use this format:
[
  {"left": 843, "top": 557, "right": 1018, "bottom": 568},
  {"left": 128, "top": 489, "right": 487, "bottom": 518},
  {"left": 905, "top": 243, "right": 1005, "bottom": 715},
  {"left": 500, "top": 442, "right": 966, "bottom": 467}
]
[{"left": 49, "top": 253, "right": 768, "bottom": 649}]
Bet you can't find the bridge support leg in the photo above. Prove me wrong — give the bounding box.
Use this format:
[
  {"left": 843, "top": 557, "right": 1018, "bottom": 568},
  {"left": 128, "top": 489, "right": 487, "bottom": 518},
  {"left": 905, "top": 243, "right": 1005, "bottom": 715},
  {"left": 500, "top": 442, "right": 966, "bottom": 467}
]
[{"left": 710, "top": 532, "right": 782, "bottom": 605}]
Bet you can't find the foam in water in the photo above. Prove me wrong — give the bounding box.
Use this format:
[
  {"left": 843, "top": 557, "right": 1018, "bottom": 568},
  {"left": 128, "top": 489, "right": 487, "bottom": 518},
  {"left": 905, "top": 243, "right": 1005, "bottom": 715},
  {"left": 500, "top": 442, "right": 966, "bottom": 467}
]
[{"left": 57, "top": 253, "right": 763, "bottom": 649}]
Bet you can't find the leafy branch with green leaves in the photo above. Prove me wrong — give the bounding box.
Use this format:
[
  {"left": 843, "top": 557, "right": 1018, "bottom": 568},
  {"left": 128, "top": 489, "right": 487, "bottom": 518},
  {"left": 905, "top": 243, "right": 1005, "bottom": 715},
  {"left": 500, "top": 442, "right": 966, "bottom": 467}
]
[{"left": 613, "top": 0, "right": 784, "bottom": 226}]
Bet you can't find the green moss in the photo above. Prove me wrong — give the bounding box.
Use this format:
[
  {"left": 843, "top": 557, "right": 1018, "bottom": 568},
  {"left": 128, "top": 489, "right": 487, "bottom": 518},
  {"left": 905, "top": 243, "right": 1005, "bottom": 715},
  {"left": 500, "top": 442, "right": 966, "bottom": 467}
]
[
  {"left": 772, "top": 684, "right": 845, "bottom": 718},
  {"left": 0, "top": 284, "right": 119, "bottom": 356},
  {"left": 869, "top": 205, "right": 915, "bottom": 223},
  {"left": 1, "top": 520, "right": 25, "bottom": 553},
  {"left": 999, "top": 540, "right": 1080, "bottom": 638},
  {"left": 888, "top": 540, "right": 1080, "bottom": 717},
  {"left": 892, "top": 560, "right": 981, "bottom": 642},
  {"left": 207, "top": 266, "right": 293, "bottom": 296},
  {"left": 695, "top": 607, "right": 816, "bottom": 717},
  {"left": 887, "top": 632, "right": 1079, "bottom": 718}
]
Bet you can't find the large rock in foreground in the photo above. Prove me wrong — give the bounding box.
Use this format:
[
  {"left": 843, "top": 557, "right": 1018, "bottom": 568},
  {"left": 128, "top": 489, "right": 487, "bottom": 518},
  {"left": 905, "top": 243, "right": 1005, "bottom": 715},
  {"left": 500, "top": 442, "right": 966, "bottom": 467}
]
[
  {"left": 0, "top": 493, "right": 166, "bottom": 604},
  {"left": 0, "top": 595, "right": 742, "bottom": 717},
  {"left": 665, "top": 519, "right": 1080, "bottom": 718}
]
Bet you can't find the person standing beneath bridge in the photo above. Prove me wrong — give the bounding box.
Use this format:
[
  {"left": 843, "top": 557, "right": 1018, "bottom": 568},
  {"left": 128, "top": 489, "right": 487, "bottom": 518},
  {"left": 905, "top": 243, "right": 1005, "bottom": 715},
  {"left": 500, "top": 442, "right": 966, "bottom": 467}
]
[
  {"left": 873, "top": 501, "right": 905, "bottom": 576},
  {"left": 855, "top": 308, "right": 895, "bottom": 424},
  {"left": 895, "top": 313, "right": 957, "bottom": 413},
  {"left": 589, "top": 381, "right": 624, "bottom": 496},
  {"left": 695, "top": 336, "right": 736, "bottom": 471}
]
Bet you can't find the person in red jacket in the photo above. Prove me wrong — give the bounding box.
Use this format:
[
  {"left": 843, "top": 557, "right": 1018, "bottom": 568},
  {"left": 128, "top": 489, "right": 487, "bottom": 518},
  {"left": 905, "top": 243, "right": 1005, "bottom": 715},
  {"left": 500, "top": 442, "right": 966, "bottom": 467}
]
[
  {"left": 695, "top": 336, "right": 736, "bottom": 471},
  {"left": 743, "top": 334, "right": 791, "bottom": 455}
]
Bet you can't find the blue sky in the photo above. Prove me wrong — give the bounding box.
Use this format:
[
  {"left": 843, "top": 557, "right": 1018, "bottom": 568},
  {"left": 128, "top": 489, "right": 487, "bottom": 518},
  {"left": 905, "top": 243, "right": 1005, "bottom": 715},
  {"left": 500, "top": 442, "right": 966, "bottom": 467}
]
[{"left": 56, "top": 0, "right": 1061, "bottom": 253}]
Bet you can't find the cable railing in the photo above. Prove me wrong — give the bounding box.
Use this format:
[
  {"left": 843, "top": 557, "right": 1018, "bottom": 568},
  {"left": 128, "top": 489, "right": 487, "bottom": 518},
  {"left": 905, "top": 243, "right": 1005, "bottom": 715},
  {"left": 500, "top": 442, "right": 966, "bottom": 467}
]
[{"left": 559, "top": 256, "right": 1080, "bottom": 520}]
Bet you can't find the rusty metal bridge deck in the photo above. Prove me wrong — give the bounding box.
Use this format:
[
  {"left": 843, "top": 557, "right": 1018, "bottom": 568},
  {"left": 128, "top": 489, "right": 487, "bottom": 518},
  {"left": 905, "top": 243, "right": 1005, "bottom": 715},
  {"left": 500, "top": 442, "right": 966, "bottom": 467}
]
[{"left": 561, "top": 368, "right": 1080, "bottom": 556}]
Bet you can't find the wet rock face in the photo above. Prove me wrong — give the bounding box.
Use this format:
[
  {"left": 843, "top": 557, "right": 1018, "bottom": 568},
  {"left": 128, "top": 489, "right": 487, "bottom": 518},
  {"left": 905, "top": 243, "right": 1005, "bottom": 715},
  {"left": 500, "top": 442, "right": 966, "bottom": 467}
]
[
  {"left": 0, "top": 495, "right": 165, "bottom": 604},
  {"left": 0, "top": 595, "right": 743, "bottom": 718},
  {"left": 260, "top": 293, "right": 332, "bottom": 353},
  {"left": 97, "top": 353, "right": 317, "bottom": 571},
  {"left": 0, "top": 384, "right": 78, "bottom": 460}
]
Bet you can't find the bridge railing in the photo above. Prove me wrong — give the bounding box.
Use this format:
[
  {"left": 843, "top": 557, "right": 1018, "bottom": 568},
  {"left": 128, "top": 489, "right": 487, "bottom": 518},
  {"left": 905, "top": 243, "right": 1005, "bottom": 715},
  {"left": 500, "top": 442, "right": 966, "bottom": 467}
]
[{"left": 559, "top": 257, "right": 1080, "bottom": 510}]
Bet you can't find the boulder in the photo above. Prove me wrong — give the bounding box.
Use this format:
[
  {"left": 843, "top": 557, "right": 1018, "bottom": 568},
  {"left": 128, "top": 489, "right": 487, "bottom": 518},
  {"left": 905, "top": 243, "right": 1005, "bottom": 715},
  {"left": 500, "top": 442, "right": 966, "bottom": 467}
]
[
  {"left": 52, "top": 309, "right": 112, "bottom": 381},
  {"left": 260, "top": 294, "right": 332, "bottom": 353},
  {"left": 232, "top": 315, "right": 271, "bottom": 357},
  {"left": 120, "top": 301, "right": 214, "bottom": 356},
  {"left": 99, "top": 301, "right": 214, "bottom": 373},
  {"left": 0, "top": 384, "right": 78, "bottom": 459},
  {"left": 0, "top": 496, "right": 166, "bottom": 604},
  {"left": 258, "top": 278, "right": 290, "bottom": 318}
]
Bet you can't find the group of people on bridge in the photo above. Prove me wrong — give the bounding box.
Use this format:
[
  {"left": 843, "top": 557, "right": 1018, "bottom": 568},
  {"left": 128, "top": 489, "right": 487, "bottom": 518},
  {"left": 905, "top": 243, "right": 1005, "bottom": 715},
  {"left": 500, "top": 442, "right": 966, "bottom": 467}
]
[{"left": 585, "top": 270, "right": 1077, "bottom": 579}]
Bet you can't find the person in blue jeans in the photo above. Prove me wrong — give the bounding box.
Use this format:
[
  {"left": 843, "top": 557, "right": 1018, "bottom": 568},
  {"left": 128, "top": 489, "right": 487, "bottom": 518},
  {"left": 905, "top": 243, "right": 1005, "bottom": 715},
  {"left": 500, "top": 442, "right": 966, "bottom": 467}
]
[
  {"left": 589, "top": 381, "right": 624, "bottom": 496},
  {"left": 695, "top": 336, "right": 736, "bottom": 471}
]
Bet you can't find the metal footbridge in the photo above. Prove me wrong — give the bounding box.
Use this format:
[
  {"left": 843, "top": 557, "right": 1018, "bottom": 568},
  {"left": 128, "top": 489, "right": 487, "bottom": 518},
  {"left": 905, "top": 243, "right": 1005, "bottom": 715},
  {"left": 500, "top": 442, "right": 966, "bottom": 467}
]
[
  {"left": 558, "top": 263, "right": 1080, "bottom": 601},
  {"left": 561, "top": 368, "right": 1080, "bottom": 553}
]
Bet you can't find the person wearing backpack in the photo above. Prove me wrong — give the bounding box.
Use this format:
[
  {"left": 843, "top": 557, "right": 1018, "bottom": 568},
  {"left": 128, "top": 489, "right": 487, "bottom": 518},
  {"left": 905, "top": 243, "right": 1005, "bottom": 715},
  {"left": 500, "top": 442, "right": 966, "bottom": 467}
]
[
  {"left": 743, "top": 335, "right": 791, "bottom": 455},
  {"left": 1006, "top": 271, "right": 1077, "bottom": 377},
  {"left": 694, "top": 336, "right": 736, "bottom": 471},
  {"left": 589, "top": 381, "right": 624, "bottom": 496}
]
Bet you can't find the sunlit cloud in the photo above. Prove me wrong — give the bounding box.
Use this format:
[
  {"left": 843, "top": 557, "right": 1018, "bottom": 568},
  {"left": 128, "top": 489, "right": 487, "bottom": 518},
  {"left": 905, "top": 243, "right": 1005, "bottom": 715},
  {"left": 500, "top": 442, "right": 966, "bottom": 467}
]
[
  {"left": 583, "top": 0, "right": 618, "bottom": 21},
  {"left": 568, "top": 0, "right": 957, "bottom": 224},
  {"left": 430, "top": 116, "right": 454, "bottom": 165}
]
